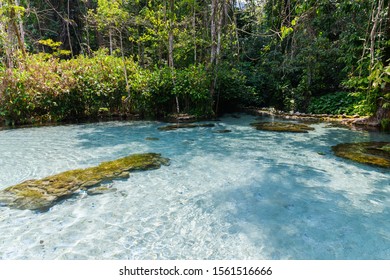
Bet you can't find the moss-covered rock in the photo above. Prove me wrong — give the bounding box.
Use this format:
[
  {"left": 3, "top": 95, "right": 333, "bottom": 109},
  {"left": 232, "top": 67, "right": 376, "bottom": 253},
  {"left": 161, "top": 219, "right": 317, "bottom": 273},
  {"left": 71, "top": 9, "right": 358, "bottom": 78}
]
[
  {"left": 332, "top": 142, "right": 390, "bottom": 168},
  {"left": 381, "top": 144, "right": 390, "bottom": 153},
  {"left": 0, "top": 153, "right": 170, "bottom": 211},
  {"left": 158, "top": 123, "right": 215, "bottom": 131},
  {"left": 250, "top": 122, "right": 315, "bottom": 133}
]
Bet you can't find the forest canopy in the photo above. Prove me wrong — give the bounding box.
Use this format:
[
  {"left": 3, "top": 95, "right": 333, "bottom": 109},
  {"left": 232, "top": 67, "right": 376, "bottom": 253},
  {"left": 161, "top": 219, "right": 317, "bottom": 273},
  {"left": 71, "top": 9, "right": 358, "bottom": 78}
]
[{"left": 1, "top": 0, "right": 390, "bottom": 128}]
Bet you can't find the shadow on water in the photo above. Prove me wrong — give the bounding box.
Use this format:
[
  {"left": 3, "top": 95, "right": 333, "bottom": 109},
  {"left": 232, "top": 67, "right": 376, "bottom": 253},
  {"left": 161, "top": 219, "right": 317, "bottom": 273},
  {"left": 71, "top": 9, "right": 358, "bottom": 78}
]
[
  {"left": 206, "top": 161, "right": 390, "bottom": 260},
  {"left": 75, "top": 121, "right": 161, "bottom": 148},
  {"left": 73, "top": 120, "right": 237, "bottom": 158}
]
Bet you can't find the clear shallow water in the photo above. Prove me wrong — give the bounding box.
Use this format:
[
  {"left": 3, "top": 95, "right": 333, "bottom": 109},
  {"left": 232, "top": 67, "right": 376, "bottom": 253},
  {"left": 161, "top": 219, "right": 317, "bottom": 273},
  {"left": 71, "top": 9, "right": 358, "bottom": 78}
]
[{"left": 0, "top": 114, "right": 389, "bottom": 260}]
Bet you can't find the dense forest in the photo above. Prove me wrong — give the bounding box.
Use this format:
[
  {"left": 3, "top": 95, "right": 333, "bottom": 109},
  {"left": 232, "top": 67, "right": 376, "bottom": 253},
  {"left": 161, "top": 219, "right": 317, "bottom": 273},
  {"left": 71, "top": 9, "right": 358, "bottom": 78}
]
[{"left": 0, "top": 0, "right": 390, "bottom": 129}]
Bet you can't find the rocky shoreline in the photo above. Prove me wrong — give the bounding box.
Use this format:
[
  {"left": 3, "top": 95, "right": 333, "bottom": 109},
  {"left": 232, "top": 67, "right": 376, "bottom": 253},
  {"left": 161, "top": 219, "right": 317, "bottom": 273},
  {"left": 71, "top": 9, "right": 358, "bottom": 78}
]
[{"left": 243, "top": 107, "right": 383, "bottom": 131}]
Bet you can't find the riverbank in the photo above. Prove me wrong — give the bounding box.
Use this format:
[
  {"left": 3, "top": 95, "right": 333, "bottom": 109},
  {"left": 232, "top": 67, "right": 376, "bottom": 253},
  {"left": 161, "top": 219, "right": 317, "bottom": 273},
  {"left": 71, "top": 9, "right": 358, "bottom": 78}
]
[
  {"left": 243, "top": 107, "right": 386, "bottom": 131},
  {"left": 0, "top": 106, "right": 387, "bottom": 133}
]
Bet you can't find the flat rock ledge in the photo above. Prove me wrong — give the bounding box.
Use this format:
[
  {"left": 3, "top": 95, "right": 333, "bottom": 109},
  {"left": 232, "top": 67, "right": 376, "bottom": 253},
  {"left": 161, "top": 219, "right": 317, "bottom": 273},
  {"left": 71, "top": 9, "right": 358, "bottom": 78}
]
[
  {"left": 0, "top": 153, "right": 170, "bottom": 211},
  {"left": 332, "top": 142, "right": 390, "bottom": 168},
  {"left": 250, "top": 121, "right": 315, "bottom": 133}
]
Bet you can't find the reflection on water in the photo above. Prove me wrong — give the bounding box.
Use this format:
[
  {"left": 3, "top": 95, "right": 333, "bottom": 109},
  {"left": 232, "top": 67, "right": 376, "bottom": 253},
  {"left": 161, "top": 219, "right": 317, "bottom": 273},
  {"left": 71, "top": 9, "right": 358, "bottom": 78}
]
[{"left": 0, "top": 114, "right": 389, "bottom": 259}]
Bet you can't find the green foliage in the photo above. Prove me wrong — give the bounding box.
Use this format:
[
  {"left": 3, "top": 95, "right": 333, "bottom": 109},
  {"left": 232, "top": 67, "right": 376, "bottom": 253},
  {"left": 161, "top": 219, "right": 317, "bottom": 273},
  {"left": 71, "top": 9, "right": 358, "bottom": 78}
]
[
  {"left": 307, "top": 91, "right": 364, "bottom": 115},
  {"left": 38, "top": 39, "right": 71, "bottom": 57},
  {"left": 0, "top": 51, "right": 214, "bottom": 124},
  {"left": 381, "top": 118, "right": 390, "bottom": 131},
  {"left": 343, "top": 59, "right": 389, "bottom": 116},
  {"left": 2, "top": 0, "right": 389, "bottom": 125},
  {"left": 142, "top": 66, "right": 175, "bottom": 117},
  {"left": 215, "top": 62, "right": 257, "bottom": 112},
  {"left": 128, "top": 64, "right": 212, "bottom": 118},
  {"left": 0, "top": 50, "right": 132, "bottom": 124},
  {"left": 174, "top": 65, "right": 212, "bottom": 116},
  {"left": 243, "top": 0, "right": 373, "bottom": 114}
]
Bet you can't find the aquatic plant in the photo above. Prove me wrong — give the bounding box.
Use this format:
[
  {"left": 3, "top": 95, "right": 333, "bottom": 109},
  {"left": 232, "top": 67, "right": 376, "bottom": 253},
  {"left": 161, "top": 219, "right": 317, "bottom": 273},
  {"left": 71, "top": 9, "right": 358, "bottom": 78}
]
[{"left": 0, "top": 153, "right": 170, "bottom": 211}]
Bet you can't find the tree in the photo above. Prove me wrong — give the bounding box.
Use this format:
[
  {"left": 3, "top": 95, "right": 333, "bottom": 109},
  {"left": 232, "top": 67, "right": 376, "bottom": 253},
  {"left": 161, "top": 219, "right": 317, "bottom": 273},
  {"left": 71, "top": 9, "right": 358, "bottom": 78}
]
[{"left": 0, "top": 0, "right": 26, "bottom": 68}]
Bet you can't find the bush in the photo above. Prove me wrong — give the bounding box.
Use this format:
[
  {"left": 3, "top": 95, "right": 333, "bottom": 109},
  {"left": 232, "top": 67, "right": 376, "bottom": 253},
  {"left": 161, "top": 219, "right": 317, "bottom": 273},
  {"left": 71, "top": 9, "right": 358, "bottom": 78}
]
[
  {"left": 0, "top": 53, "right": 75, "bottom": 124},
  {"left": 307, "top": 91, "right": 364, "bottom": 115},
  {"left": 127, "top": 64, "right": 212, "bottom": 118},
  {"left": 381, "top": 118, "right": 390, "bottom": 131},
  {"left": 1, "top": 50, "right": 139, "bottom": 124},
  {"left": 0, "top": 52, "right": 216, "bottom": 125},
  {"left": 215, "top": 62, "right": 256, "bottom": 113},
  {"left": 174, "top": 65, "right": 212, "bottom": 116}
]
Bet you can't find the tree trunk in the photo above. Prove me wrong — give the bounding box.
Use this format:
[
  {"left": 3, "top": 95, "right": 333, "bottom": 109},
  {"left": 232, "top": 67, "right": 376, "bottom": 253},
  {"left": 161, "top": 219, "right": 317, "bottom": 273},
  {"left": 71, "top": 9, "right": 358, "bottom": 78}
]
[
  {"left": 119, "top": 32, "right": 129, "bottom": 97},
  {"left": 209, "top": 0, "right": 218, "bottom": 105},
  {"left": 0, "top": 1, "right": 12, "bottom": 68},
  {"left": 383, "top": 0, "right": 390, "bottom": 63},
  {"left": 377, "top": 0, "right": 390, "bottom": 123},
  {"left": 15, "top": 0, "right": 25, "bottom": 50},
  {"left": 193, "top": 0, "right": 197, "bottom": 63},
  {"left": 168, "top": 0, "right": 180, "bottom": 113},
  {"left": 232, "top": 0, "right": 240, "bottom": 62},
  {"left": 214, "top": 0, "right": 226, "bottom": 115},
  {"left": 210, "top": 0, "right": 217, "bottom": 67},
  {"left": 9, "top": 1, "right": 26, "bottom": 59},
  {"left": 216, "top": 0, "right": 224, "bottom": 65},
  {"left": 66, "top": 0, "right": 74, "bottom": 57},
  {"left": 168, "top": 31, "right": 174, "bottom": 69},
  {"left": 109, "top": 28, "right": 113, "bottom": 55},
  {"left": 370, "top": 0, "right": 384, "bottom": 66}
]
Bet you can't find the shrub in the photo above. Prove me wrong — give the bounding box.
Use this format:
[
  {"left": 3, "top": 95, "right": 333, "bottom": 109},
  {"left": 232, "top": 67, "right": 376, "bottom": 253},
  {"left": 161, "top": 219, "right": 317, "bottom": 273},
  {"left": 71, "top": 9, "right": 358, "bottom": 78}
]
[
  {"left": 0, "top": 50, "right": 135, "bottom": 124},
  {"left": 307, "top": 91, "right": 365, "bottom": 115},
  {"left": 174, "top": 65, "right": 212, "bottom": 117},
  {"left": 0, "top": 52, "right": 216, "bottom": 125},
  {"left": 381, "top": 118, "right": 390, "bottom": 131},
  {"left": 215, "top": 62, "right": 256, "bottom": 113}
]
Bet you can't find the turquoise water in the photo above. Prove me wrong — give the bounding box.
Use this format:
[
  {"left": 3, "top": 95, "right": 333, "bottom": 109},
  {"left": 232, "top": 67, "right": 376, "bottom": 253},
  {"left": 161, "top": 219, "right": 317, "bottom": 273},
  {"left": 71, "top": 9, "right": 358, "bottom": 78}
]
[{"left": 0, "top": 114, "right": 389, "bottom": 259}]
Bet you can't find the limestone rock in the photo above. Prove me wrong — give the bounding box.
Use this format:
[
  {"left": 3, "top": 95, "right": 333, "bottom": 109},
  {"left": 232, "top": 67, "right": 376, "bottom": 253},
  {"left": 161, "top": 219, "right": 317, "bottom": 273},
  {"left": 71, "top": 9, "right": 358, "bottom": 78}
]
[
  {"left": 158, "top": 123, "right": 215, "bottom": 131},
  {"left": 213, "top": 129, "right": 232, "bottom": 133},
  {"left": 332, "top": 142, "right": 390, "bottom": 168},
  {"left": 250, "top": 122, "right": 315, "bottom": 133},
  {"left": 145, "top": 137, "right": 160, "bottom": 141},
  {"left": 0, "top": 153, "right": 170, "bottom": 211}
]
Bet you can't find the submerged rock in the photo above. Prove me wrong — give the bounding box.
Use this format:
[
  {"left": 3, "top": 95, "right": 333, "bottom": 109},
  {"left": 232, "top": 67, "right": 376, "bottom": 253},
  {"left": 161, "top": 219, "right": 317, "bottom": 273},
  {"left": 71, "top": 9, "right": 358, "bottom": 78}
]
[
  {"left": 158, "top": 123, "right": 215, "bottom": 131},
  {"left": 0, "top": 153, "right": 170, "bottom": 211},
  {"left": 86, "top": 185, "right": 117, "bottom": 196},
  {"left": 165, "top": 113, "right": 197, "bottom": 123},
  {"left": 250, "top": 122, "right": 315, "bottom": 133},
  {"left": 145, "top": 137, "right": 160, "bottom": 141},
  {"left": 332, "top": 142, "right": 390, "bottom": 168},
  {"left": 213, "top": 129, "right": 232, "bottom": 133}
]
